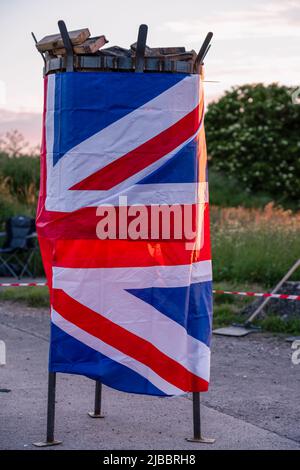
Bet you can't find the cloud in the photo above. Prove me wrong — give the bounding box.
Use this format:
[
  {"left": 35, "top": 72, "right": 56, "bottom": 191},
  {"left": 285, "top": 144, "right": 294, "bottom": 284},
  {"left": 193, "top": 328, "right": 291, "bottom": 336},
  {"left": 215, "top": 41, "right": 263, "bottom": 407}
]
[{"left": 162, "top": 2, "right": 300, "bottom": 43}]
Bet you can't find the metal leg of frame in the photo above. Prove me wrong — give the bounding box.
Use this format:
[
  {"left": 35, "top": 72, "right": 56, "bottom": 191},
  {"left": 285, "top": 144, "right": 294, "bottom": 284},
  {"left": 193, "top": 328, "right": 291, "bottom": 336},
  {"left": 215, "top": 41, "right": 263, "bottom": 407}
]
[
  {"left": 32, "top": 249, "right": 37, "bottom": 278},
  {"left": 88, "top": 380, "right": 105, "bottom": 418},
  {"left": 186, "top": 392, "right": 215, "bottom": 444},
  {"left": 0, "top": 255, "right": 19, "bottom": 278},
  {"left": 18, "top": 250, "right": 34, "bottom": 279},
  {"left": 33, "top": 372, "right": 62, "bottom": 447},
  {"left": 135, "top": 24, "right": 148, "bottom": 73}
]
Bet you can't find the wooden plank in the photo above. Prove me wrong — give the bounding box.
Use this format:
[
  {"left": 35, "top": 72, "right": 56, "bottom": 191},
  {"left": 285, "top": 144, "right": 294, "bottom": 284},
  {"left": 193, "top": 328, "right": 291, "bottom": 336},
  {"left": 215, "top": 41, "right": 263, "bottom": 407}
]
[
  {"left": 162, "top": 51, "right": 197, "bottom": 61},
  {"left": 36, "top": 28, "right": 90, "bottom": 52},
  {"left": 52, "top": 36, "right": 108, "bottom": 56},
  {"left": 149, "top": 47, "right": 186, "bottom": 55},
  {"left": 131, "top": 43, "right": 186, "bottom": 56}
]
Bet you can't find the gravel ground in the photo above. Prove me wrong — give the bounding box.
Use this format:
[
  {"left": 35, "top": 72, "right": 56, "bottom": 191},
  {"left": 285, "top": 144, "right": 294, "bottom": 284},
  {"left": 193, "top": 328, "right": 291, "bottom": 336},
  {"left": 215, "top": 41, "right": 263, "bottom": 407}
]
[
  {"left": 0, "top": 300, "right": 299, "bottom": 449},
  {"left": 206, "top": 333, "right": 300, "bottom": 442}
]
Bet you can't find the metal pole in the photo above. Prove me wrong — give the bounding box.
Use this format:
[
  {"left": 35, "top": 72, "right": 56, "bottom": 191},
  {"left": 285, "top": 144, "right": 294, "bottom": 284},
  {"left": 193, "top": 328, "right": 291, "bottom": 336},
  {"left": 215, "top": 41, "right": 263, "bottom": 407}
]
[
  {"left": 194, "top": 32, "right": 213, "bottom": 73},
  {"left": 186, "top": 392, "right": 215, "bottom": 443},
  {"left": 33, "top": 372, "right": 62, "bottom": 446},
  {"left": 46, "top": 372, "right": 56, "bottom": 442},
  {"left": 88, "top": 380, "right": 105, "bottom": 418},
  {"left": 58, "top": 20, "right": 74, "bottom": 72},
  {"left": 31, "top": 32, "right": 46, "bottom": 65},
  {"left": 135, "top": 24, "right": 148, "bottom": 73},
  {"left": 193, "top": 392, "right": 201, "bottom": 440}
]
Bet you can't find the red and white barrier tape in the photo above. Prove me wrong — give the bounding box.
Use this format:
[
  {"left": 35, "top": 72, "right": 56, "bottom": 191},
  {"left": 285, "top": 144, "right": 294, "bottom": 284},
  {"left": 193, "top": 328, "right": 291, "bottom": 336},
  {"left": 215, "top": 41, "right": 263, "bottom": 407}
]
[
  {"left": 0, "top": 282, "right": 299, "bottom": 300},
  {"left": 213, "top": 290, "right": 300, "bottom": 301},
  {"left": 0, "top": 282, "right": 47, "bottom": 287}
]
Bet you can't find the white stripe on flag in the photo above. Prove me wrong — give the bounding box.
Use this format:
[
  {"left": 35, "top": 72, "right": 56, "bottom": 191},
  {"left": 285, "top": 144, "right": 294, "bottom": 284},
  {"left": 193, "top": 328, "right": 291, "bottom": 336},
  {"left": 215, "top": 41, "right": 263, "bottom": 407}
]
[
  {"left": 51, "top": 309, "right": 184, "bottom": 396},
  {"left": 98, "top": 182, "right": 208, "bottom": 206},
  {"left": 53, "top": 261, "right": 212, "bottom": 289}
]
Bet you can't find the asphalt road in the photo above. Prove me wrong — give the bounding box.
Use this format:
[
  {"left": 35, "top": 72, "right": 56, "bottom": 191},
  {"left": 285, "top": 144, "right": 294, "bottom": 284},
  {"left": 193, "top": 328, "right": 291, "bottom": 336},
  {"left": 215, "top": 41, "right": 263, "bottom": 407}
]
[{"left": 0, "top": 301, "right": 299, "bottom": 450}]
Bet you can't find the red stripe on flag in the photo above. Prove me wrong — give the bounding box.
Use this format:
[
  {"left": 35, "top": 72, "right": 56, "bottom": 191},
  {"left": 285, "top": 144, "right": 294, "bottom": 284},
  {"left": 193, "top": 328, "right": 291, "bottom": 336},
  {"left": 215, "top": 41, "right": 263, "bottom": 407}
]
[
  {"left": 53, "top": 288, "right": 209, "bottom": 392},
  {"left": 37, "top": 203, "right": 207, "bottom": 239},
  {"left": 70, "top": 103, "right": 204, "bottom": 191},
  {"left": 37, "top": 203, "right": 212, "bottom": 268},
  {"left": 52, "top": 206, "right": 211, "bottom": 268},
  {"left": 53, "top": 238, "right": 211, "bottom": 268}
]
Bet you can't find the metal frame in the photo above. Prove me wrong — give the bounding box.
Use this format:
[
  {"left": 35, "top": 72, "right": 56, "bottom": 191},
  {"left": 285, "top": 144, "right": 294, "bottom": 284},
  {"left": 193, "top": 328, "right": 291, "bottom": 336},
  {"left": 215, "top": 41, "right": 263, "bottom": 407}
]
[
  {"left": 0, "top": 249, "right": 36, "bottom": 279},
  {"left": 45, "top": 55, "right": 196, "bottom": 75},
  {"left": 186, "top": 392, "right": 215, "bottom": 444},
  {"left": 33, "top": 374, "right": 105, "bottom": 446},
  {"left": 88, "top": 380, "right": 105, "bottom": 418},
  {"left": 135, "top": 24, "right": 148, "bottom": 73},
  {"left": 33, "top": 374, "right": 216, "bottom": 445},
  {"left": 0, "top": 232, "right": 38, "bottom": 279},
  {"left": 58, "top": 20, "right": 74, "bottom": 72},
  {"left": 33, "top": 372, "right": 62, "bottom": 447},
  {"left": 194, "top": 32, "right": 213, "bottom": 73},
  {"left": 31, "top": 32, "right": 46, "bottom": 65},
  {"left": 33, "top": 21, "right": 215, "bottom": 446}
]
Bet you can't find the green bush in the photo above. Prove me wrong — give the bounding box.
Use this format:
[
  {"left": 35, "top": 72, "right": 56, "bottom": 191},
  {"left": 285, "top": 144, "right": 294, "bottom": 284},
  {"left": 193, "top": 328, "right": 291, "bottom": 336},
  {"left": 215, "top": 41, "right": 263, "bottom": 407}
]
[
  {"left": 0, "top": 152, "right": 39, "bottom": 206},
  {"left": 209, "top": 170, "right": 272, "bottom": 208},
  {"left": 205, "top": 83, "right": 300, "bottom": 205},
  {"left": 0, "top": 192, "right": 31, "bottom": 223}
]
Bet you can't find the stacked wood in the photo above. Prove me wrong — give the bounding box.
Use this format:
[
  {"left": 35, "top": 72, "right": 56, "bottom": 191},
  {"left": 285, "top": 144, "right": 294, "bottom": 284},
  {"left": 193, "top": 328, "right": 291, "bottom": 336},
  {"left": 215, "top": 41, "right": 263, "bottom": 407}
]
[
  {"left": 53, "top": 36, "right": 108, "bottom": 56},
  {"left": 131, "top": 44, "right": 186, "bottom": 56},
  {"left": 130, "top": 43, "right": 197, "bottom": 63},
  {"left": 34, "top": 24, "right": 211, "bottom": 75},
  {"left": 36, "top": 27, "right": 195, "bottom": 63},
  {"left": 36, "top": 28, "right": 91, "bottom": 53}
]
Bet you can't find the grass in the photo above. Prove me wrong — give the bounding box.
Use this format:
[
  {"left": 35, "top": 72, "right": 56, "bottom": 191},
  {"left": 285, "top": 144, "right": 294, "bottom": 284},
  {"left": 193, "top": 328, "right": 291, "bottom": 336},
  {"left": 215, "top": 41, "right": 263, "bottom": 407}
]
[
  {"left": 213, "top": 281, "right": 261, "bottom": 329},
  {"left": 0, "top": 286, "right": 49, "bottom": 308},
  {"left": 256, "top": 316, "right": 300, "bottom": 335},
  {"left": 211, "top": 204, "right": 300, "bottom": 286},
  {"left": 210, "top": 205, "right": 300, "bottom": 334},
  {"left": 213, "top": 304, "right": 244, "bottom": 328}
]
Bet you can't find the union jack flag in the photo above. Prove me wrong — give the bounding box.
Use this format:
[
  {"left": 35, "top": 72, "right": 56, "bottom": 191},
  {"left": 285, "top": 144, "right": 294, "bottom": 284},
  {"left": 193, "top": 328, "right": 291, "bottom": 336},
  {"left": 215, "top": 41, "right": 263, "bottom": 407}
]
[{"left": 36, "top": 71, "right": 213, "bottom": 396}]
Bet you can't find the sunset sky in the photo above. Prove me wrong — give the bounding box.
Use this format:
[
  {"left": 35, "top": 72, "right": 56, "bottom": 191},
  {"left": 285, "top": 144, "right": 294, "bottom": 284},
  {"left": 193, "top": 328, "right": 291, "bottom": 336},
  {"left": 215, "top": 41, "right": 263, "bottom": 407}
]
[{"left": 0, "top": 0, "right": 299, "bottom": 144}]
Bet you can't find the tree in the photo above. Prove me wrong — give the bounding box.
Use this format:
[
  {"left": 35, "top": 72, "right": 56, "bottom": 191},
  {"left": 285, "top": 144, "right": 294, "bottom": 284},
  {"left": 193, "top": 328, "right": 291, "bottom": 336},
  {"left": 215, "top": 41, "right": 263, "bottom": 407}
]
[
  {"left": 205, "top": 83, "right": 300, "bottom": 205},
  {"left": 0, "top": 130, "right": 30, "bottom": 157}
]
